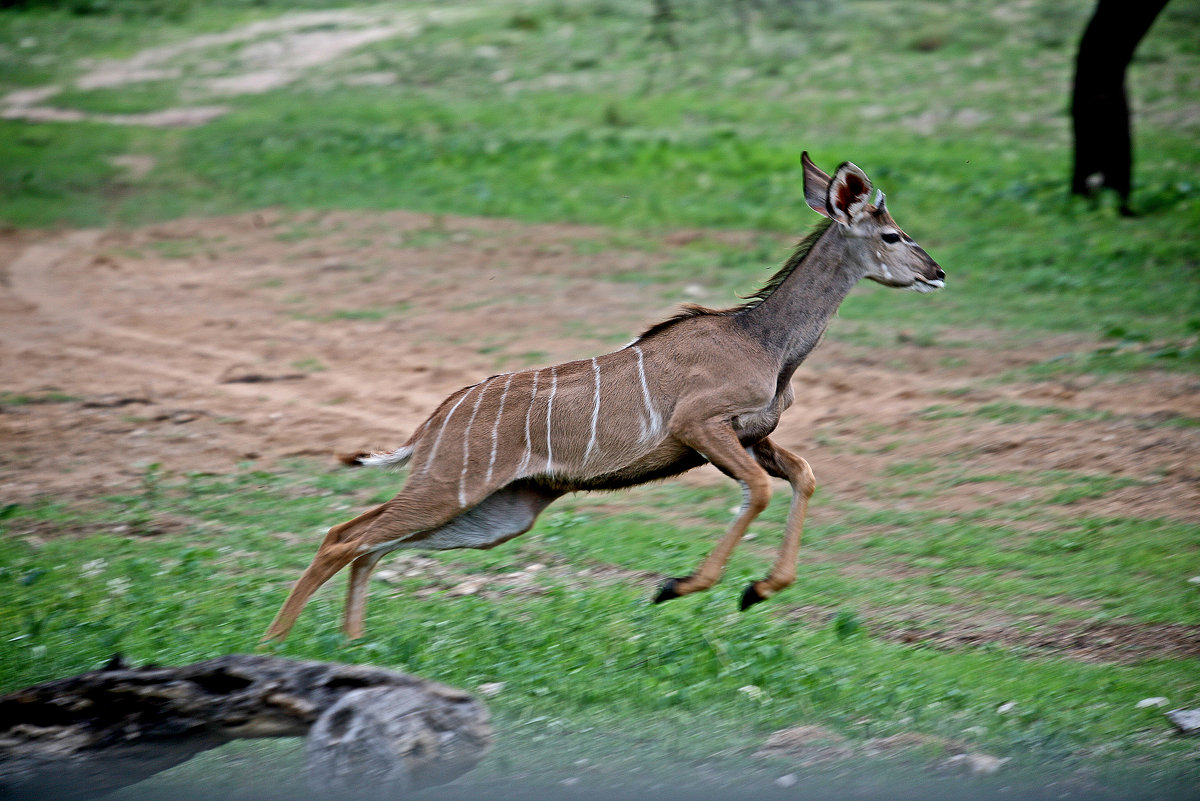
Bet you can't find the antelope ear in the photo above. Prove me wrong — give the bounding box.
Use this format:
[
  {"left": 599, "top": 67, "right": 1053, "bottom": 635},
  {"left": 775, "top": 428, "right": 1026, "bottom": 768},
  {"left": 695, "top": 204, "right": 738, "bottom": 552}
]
[
  {"left": 826, "top": 161, "right": 872, "bottom": 225},
  {"left": 802, "top": 151, "right": 832, "bottom": 217}
]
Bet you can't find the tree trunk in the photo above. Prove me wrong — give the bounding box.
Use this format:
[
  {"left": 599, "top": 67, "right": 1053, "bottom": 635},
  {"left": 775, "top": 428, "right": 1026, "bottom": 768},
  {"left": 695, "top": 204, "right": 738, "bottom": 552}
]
[
  {"left": 1070, "top": 0, "right": 1169, "bottom": 214},
  {"left": 0, "top": 654, "right": 491, "bottom": 800}
]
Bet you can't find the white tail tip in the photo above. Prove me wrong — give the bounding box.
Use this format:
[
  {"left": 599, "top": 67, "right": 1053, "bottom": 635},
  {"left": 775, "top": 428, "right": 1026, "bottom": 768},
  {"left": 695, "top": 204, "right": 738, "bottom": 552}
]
[{"left": 358, "top": 445, "right": 414, "bottom": 469}]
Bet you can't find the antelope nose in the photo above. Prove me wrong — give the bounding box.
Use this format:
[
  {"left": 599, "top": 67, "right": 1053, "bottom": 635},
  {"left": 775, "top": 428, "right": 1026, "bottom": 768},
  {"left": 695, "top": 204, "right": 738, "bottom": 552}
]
[{"left": 934, "top": 267, "right": 946, "bottom": 281}]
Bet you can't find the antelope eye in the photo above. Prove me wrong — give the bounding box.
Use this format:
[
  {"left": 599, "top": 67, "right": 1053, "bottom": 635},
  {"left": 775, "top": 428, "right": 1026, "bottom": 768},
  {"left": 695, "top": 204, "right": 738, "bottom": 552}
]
[{"left": 881, "top": 232, "right": 901, "bottom": 244}]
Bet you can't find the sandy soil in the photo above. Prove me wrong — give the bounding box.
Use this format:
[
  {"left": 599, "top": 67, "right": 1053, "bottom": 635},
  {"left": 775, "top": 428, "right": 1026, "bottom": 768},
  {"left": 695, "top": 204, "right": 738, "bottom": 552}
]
[
  {"left": 3, "top": 209, "right": 1196, "bottom": 513},
  {"left": 2, "top": 210, "right": 1198, "bottom": 659}
]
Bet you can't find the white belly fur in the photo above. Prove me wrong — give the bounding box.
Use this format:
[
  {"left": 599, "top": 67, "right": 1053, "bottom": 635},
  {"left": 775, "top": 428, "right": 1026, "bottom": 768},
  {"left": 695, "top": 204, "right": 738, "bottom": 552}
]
[{"left": 397, "top": 484, "right": 556, "bottom": 551}]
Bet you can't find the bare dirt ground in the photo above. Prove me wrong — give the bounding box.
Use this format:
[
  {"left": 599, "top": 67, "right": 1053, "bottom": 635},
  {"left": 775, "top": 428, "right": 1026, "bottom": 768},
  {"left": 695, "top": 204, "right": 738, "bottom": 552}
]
[
  {"left": 3, "top": 209, "right": 1197, "bottom": 510},
  {"left": 2, "top": 210, "right": 1198, "bottom": 660}
]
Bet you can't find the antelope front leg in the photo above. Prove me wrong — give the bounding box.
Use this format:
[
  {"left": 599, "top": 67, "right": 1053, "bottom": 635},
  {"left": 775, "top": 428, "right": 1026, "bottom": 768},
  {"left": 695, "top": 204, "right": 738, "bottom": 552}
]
[
  {"left": 654, "top": 419, "right": 772, "bottom": 603},
  {"left": 740, "top": 437, "right": 816, "bottom": 610}
]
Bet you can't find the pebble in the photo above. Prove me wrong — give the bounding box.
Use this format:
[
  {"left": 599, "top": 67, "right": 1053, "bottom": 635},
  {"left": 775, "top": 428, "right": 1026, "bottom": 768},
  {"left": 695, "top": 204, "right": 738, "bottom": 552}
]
[
  {"left": 939, "top": 753, "right": 1009, "bottom": 776},
  {"left": 447, "top": 577, "right": 487, "bottom": 597},
  {"left": 1166, "top": 708, "right": 1200, "bottom": 735}
]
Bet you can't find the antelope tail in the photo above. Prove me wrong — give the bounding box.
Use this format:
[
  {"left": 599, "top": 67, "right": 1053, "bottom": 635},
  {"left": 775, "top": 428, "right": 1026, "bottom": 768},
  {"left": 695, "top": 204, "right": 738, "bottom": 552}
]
[{"left": 353, "top": 443, "right": 415, "bottom": 469}]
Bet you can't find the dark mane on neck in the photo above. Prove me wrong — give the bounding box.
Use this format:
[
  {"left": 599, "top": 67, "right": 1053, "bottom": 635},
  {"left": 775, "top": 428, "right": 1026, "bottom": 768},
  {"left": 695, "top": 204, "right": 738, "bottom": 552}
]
[
  {"left": 738, "top": 216, "right": 834, "bottom": 309},
  {"left": 632, "top": 217, "right": 834, "bottom": 343},
  {"left": 634, "top": 303, "right": 726, "bottom": 341}
]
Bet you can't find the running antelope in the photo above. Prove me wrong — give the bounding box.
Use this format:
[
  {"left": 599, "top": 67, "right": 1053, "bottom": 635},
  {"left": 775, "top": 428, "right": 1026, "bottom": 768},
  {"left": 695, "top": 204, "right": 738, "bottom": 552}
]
[{"left": 263, "top": 152, "right": 944, "bottom": 641}]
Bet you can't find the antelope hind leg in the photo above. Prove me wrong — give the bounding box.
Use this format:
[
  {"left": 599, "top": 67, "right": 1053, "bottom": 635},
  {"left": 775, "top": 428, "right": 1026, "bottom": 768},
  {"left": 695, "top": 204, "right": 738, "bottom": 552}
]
[
  {"left": 740, "top": 438, "right": 815, "bottom": 610},
  {"left": 262, "top": 502, "right": 396, "bottom": 642},
  {"left": 262, "top": 540, "right": 364, "bottom": 642},
  {"left": 342, "top": 551, "right": 384, "bottom": 640},
  {"left": 341, "top": 483, "right": 561, "bottom": 635}
]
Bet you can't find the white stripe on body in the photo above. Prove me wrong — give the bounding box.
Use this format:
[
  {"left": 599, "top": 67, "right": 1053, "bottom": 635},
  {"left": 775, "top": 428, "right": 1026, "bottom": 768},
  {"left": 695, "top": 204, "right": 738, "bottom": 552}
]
[
  {"left": 458, "top": 379, "right": 490, "bottom": 506},
  {"left": 544, "top": 366, "right": 558, "bottom": 471},
  {"left": 518, "top": 369, "right": 540, "bottom": 475},
  {"left": 633, "top": 346, "right": 661, "bottom": 441},
  {"left": 423, "top": 383, "right": 477, "bottom": 475},
  {"left": 486, "top": 373, "right": 515, "bottom": 484},
  {"left": 583, "top": 357, "right": 601, "bottom": 464}
]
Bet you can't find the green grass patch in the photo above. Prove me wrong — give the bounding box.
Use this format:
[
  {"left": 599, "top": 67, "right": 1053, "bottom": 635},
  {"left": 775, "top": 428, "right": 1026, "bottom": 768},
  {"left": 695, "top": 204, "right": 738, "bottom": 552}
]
[
  {"left": 919, "top": 400, "right": 1199, "bottom": 429},
  {"left": 0, "top": 390, "right": 79, "bottom": 406},
  {"left": 293, "top": 301, "right": 411, "bottom": 322},
  {"left": 1, "top": 461, "right": 1197, "bottom": 795},
  {"left": 1, "top": 0, "right": 1197, "bottom": 350},
  {"left": 51, "top": 82, "right": 185, "bottom": 114}
]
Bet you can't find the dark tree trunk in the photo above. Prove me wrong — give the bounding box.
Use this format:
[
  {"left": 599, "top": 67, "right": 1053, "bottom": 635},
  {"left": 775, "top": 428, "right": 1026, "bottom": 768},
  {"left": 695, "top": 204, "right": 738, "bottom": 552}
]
[
  {"left": 1070, "top": 0, "right": 1169, "bottom": 214},
  {"left": 649, "top": 0, "right": 679, "bottom": 49}
]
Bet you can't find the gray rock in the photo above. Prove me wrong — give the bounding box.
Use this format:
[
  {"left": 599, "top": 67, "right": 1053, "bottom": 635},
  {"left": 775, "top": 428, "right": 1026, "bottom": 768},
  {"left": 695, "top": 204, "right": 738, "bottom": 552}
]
[
  {"left": 938, "top": 752, "right": 1009, "bottom": 776},
  {"left": 1166, "top": 708, "right": 1200, "bottom": 735},
  {"left": 305, "top": 685, "right": 491, "bottom": 797},
  {"left": 0, "top": 654, "right": 492, "bottom": 800}
]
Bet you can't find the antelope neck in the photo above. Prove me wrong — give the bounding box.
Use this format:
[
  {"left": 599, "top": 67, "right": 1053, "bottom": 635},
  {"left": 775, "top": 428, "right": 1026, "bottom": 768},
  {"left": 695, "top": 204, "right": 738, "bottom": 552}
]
[{"left": 736, "top": 223, "right": 860, "bottom": 383}]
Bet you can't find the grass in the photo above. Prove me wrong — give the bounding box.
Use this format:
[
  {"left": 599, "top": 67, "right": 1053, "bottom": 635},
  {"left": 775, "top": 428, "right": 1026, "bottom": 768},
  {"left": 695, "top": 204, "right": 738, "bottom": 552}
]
[
  {"left": 51, "top": 82, "right": 187, "bottom": 114},
  {"left": 0, "top": 390, "right": 79, "bottom": 405},
  {"left": 1, "top": 2, "right": 1198, "bottom": 343},
  {"left": 292, "top": 302, "right": 411, "bottom": 322},
  {"left": 917, "top": 400, "right": 1199, "bottom": 428},
  {"left": 2, "top": 0, "right": 1199, "bottom": 796},
  {"left": 1, "top": 461, "right": 1198, "bottom": 796}
]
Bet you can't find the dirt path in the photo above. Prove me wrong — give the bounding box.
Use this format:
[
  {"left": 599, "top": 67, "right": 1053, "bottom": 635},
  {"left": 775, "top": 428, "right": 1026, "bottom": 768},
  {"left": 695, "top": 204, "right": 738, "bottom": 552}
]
[
  {"left": 1, "top": 210, "right": 1198, "bottom": 526},
  {"left": 2, "top": 7, "right": 476, "bottom": 127}
]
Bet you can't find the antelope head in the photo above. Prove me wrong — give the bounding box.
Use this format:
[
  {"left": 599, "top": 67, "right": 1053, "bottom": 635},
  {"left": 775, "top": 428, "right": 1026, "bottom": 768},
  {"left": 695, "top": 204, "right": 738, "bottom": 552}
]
[{"left": 802, "top": 151, "right": 945, "bottom": 293}]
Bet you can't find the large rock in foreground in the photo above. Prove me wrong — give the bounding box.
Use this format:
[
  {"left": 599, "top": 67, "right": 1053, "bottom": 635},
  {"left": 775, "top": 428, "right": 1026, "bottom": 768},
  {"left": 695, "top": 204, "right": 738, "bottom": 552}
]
[{"left": 0, "top": 654, "right": 491, "bottom": 799}]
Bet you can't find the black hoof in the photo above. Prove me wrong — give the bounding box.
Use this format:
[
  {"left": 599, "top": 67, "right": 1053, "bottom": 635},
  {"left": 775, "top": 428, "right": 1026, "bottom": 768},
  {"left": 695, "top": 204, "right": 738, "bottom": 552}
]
[
  {"left": 653, "top": 578, "right": 683, "bottom": 604},
  {"left": 739, "top": 583, "right": 767, "bottom": 611}
]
